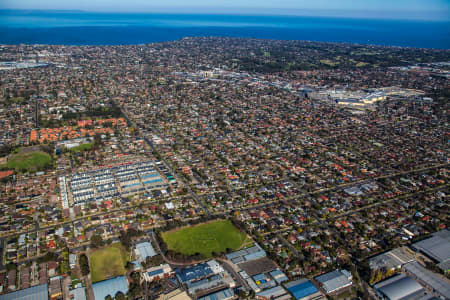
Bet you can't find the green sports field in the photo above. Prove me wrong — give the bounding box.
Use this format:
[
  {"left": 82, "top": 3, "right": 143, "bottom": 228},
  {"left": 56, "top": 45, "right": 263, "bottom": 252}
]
[
  {"left": 70, "top": 143, "right": 93, "bottom": 152},
  {"left": 6, "top": 151, "right": 52, "bottom": 173},
  {"left": 89, "top": 243, "right": 127, "bottom": 283},
  {"left": 161, "top": 219, "right": 248, "bottom": 258}
]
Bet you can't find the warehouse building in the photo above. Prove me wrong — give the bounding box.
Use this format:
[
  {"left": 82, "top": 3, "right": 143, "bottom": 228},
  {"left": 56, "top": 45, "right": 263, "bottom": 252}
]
[
  {"left": 403, "top": 261, "right": 450, "bottom": 299},
  {"left": 284, "top": 279, "right": 324, "bottom": 300},
  {"left": 369, "top": 247, "right": 415, "bottom": 272},
  {"left": 373, "top": 273, "right": 427, "bottom": 300},
  {"left": 197, "top": 288, "right": 234, "bottom": 300},
  {"left": 314, "top": 270, "right": 352, "bottom": 295},
  {"left": 412, "top": 229, "right": 450, "bottom": 273},
  {"left": 269, "top": 269, "right": 289, "bottom": 284},
  {"left": 0, "top": 284, "right": 49, "bottom": 300},
  {"left": 256, "top": 285, "right": 290, "bottom": 300},
  {"left": 225, "top": 243, "right": 266, "bottom": 264}
]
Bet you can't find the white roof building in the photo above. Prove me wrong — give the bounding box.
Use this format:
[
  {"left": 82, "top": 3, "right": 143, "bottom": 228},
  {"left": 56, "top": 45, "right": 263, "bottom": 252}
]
[
  {"left": 143, "top": 264, "right": 173, "bottom": 282},
  {"left": 135, "top": 241, "right": 157, "bottom": 262},
  {"left": 206, "top": 260, "right": 224, "bottom": 274},
  {"left": 315, "top": 269, "right": 352, "bottom": 294}
]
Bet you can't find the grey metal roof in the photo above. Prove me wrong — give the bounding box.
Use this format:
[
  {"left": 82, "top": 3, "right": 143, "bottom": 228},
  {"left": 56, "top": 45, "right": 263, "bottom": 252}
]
[
  {"left": 256, "top": 285, "right": 288, "bottom": 298},
  {"left": 374, "top": 274, "right": 424, "bottom": 300},
  {"left": 225, "top": 243, "right": 266, "bottom": 263},
  {"left": 433, "top": 229, "right": 450, "bottom": 240},
  {"left": 315, "top": 270, "right": 352, "bottom": 293},
  {"left": 403, "top": 261, "right": 450, "bottom": 299},
  {"left": 0, "top": 284, "right": 49, "bottom": 300},
  {"left": 135, "top": 241, "right": 157, "bottom": 261},
  {"left": 186, "top": 274, "right": 224, "bottom": 294},
  {"left": 369, "top": 247, "right": 415, "bottom": 270},
  {"left": 413, "top": 230, "right": 450, "bottom": 263},
  {"left": 197, "top": 288, "right": 234, "bottom": 300}
]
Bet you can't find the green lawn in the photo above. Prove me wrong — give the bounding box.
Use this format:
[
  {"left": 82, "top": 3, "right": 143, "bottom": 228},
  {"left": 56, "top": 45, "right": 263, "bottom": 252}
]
[
  {"left": 89, "top": 243, "right": 127, "bottom": 283},
  {"left": 161, "top": 219, "right": 248, "bottom": 258},
  {"left": 6, "top": 151, "right": 52, "bottom": 173},
  {"left": 70, "top": 143, "right": 93, "bottom": 153}
]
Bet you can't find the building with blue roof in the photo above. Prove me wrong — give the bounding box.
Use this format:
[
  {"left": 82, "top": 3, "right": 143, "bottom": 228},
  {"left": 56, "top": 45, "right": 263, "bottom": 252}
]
[
  {"left": 0, "top": 284, "right": 49, "bottom": 300},
  {"left": 92, "top": 276, "right": 128, "bottom": 300},
  {"left": 285, "top": 279, "right": 323, "bottom": 300},
  {"left": 175, "top": 263, "right": 213, "bottom": 283}
]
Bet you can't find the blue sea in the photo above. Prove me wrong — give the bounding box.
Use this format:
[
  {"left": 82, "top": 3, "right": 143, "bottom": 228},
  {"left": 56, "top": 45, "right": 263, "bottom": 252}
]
[{"left": 0, "top": 10, "right": 449, "bottom": 48}]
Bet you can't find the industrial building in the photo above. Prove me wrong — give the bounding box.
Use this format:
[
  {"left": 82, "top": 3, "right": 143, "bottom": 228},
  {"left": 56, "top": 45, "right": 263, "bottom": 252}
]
[
  {"left": 255, "top": 285, "right": 291, "bottom": 300},
  {"left": 373, "top": 274, "right": 427, "bottom": 300},
  {"left": 403, "top": 261, "right": 450, "bottom": 299},
  {"left": 314, "top": 269, "right": 352, "bottom": 295},
  {"left": 197, "top": 288, "right": 234, "bottom": 300},
  {"left": 412, "top": 229, "right": 450, "bottom": 273},
  {"left": 369, "top": 247, "right": 415, "bottom": 272},
  {"left": 225, "top": 243, "right": 266, "bottom": 264},
  {"left": 269, "top": 269, "right": 289, "bottom": 284},
  {"left": 0, "top": 284, "right": 49, "bottom": 300},
  {"left": 284, "top": 279, "right": 324, "bottom": 300}
]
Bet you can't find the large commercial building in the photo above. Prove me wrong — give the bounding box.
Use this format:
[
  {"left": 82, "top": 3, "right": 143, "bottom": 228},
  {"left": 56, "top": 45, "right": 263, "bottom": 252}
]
[
  {"left": 197, "top": 288, "right": 234, "bottom": 300},
  {"left": 225, "top": 243, "right": 266, "bottom": 264},
  {"left": 284, "top": 279, "right": 324, "bottom": 300},
  {"left": 369, "top": 247, "right": 415, "bottom": 272},
  {"left": 0, "top": 284, "right": 49, "bottom": 300},
  {"left": 412, "top": 229, "right": 450, "bottom": 273},
  {"left": 373, "top": 274, "right": 427, "bottom": 300},
  {"left": 255, "top": 285, "right": 290, "bottom": 300},
  {"left": 314, "top": 270, "right": 352, "bottom": 295},
  {"left": 403, "top": 261, "right": 450, "bottom": 299}
]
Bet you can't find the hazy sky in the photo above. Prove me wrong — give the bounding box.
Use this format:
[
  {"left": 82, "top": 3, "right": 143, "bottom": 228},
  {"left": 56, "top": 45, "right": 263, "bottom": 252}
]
[{"left": 1, "top": 0, "right": 449, "bottom": 20}]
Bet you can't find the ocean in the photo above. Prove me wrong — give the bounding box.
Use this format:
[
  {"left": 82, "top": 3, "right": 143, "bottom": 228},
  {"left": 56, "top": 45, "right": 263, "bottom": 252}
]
[{"left": 0, "top": 10, "right": 449, "bottom": 48}]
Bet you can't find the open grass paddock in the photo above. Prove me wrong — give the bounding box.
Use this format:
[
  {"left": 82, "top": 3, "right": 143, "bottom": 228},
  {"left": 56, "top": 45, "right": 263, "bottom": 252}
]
[
  {"left": 6, "top": 151, "right": 52, "bottom": 172},
  {"left": 161, "top": 219, "right": 247, "bottom": 258},
  {"left": 89, "top": 243, "right": 127, "bottom": 283}
]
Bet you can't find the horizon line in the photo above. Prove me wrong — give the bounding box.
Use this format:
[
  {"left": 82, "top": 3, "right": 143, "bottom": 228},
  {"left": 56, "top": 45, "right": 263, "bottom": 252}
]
[{"left": 1, "top": 8, "right": 449, "bottom": 22}]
